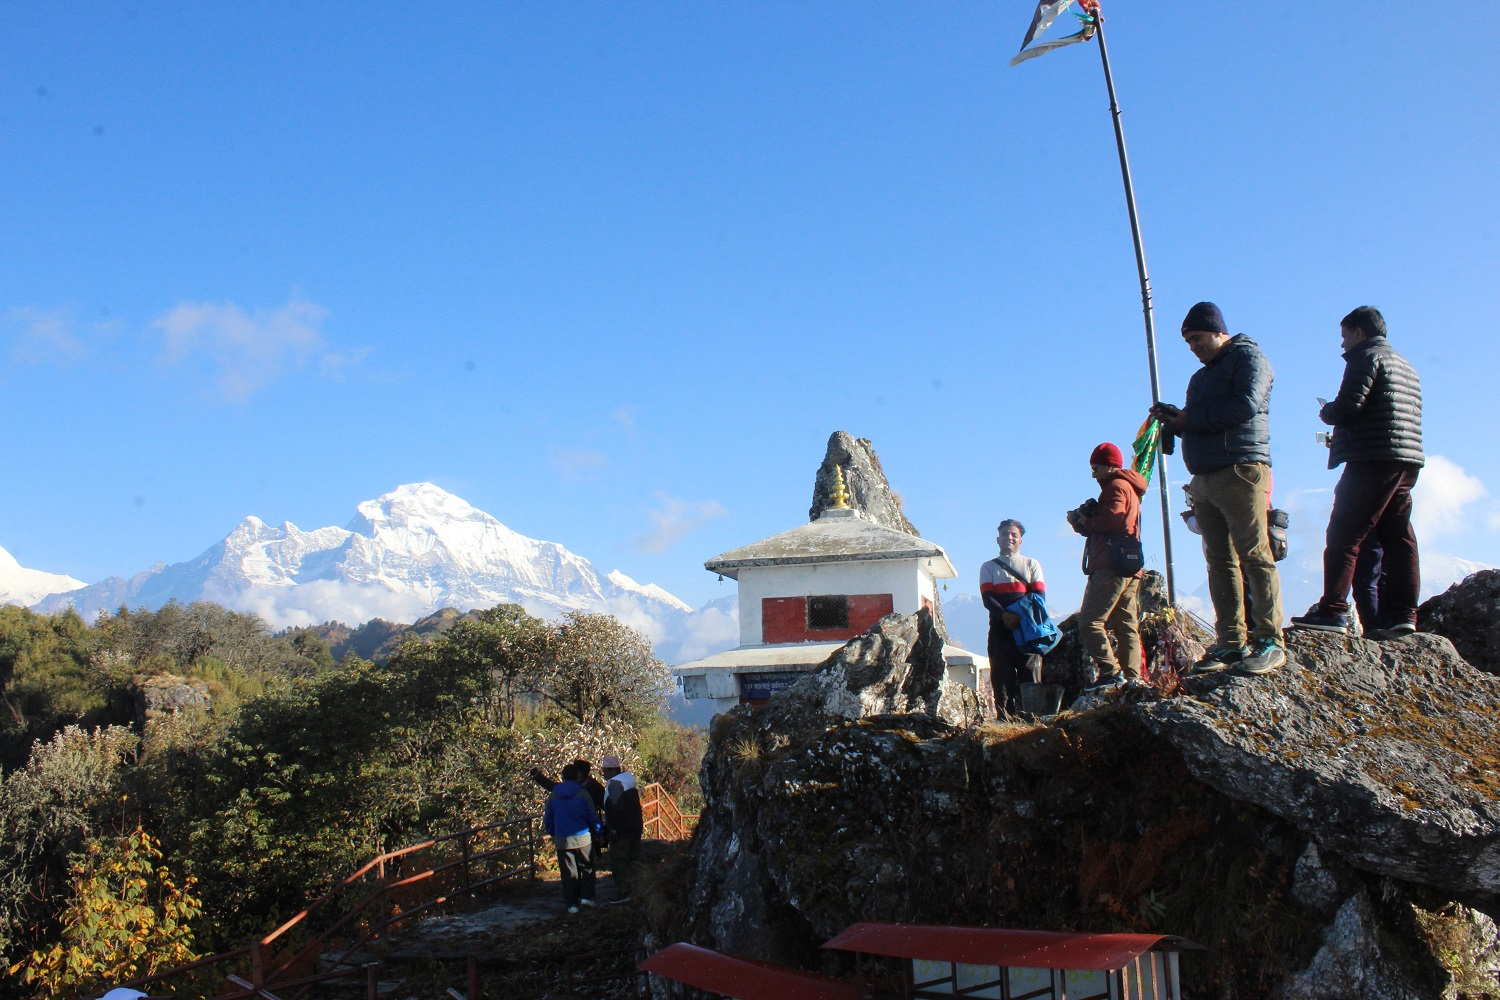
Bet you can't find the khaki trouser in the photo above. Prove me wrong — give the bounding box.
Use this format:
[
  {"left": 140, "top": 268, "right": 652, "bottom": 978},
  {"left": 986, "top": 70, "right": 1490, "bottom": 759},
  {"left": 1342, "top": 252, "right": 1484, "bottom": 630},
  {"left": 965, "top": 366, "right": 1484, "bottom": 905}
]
[
  {"left": 1078, "top": 570, "right": 1142, "bottom": 680},
  {"left": 1191, "top": 462, "right": 1284, "bottom": 646}
]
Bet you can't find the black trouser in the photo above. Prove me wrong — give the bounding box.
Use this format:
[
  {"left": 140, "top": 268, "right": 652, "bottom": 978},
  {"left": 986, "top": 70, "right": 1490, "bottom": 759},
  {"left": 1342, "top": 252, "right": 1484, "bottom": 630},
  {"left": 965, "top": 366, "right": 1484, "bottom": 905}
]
[
  {"left": 609, "top": 835, "right": 641, "bottom": 895},
  {"left": 987, "top": 626, "right": 1026, "bottom": 714},
  {"left": 1321, "top": 460, "right": 1420, "bottom": 626},
  {"left": 1352, "top": 538, "right": 1383, "bottom": 631},
  {"left": 556, "top": 838, "right": 595, "bottom": 907}
]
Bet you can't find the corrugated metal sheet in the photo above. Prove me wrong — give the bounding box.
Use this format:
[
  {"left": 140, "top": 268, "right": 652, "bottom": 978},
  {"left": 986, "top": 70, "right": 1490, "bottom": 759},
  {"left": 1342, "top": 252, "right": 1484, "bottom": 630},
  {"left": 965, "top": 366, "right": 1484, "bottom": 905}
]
[
  {"left": 638, "top": 943, "right": 863, "bottom": 1000},
  {"left": 822, "top": 922, "right": 1196, "bottom": 972}
]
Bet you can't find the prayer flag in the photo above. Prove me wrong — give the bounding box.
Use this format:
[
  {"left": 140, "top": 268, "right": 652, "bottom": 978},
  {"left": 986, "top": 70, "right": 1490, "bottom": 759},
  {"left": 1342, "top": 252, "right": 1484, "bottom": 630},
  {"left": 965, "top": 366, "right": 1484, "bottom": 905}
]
[
  {"left": 1011, "top": 0, "right": 1100, "bottom": 67},
  {"left": 1132, "top": 416, "right": 1161, "bottom": 485}
]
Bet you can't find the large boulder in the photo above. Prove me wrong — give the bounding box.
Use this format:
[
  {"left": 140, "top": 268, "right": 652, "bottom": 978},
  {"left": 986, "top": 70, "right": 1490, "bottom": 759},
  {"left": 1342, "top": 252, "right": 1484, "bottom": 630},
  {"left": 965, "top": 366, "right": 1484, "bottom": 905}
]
[
  {"left": 1419, "top": 568, "right": 1500, "bottom": 675},
  {"left": 1139, "top": 630, "right": 1500, "bottom": 917},
  {"left": 809, "top": 431, "right": 918, "bottom": 535},
  {"left": 668, "top": 621, "right": 1500, "bottom": 997},
  {"left": 756, "top": 608, "right": 982, "bottom": 738}
]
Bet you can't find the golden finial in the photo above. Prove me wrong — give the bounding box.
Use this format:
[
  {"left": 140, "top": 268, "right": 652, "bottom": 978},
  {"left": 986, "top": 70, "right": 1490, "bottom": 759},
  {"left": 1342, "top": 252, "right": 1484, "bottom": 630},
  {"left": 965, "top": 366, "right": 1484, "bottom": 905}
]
[{"left": 829, "top": 465, "right": 851, "bottom": 510}]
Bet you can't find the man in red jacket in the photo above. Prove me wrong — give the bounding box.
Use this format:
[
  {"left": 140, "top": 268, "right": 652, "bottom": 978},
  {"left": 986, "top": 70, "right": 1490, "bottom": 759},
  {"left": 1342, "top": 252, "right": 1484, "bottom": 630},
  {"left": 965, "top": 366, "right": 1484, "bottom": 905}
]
[{"left": 1069, "top": 443, "right": 1149, "bottom": 688}]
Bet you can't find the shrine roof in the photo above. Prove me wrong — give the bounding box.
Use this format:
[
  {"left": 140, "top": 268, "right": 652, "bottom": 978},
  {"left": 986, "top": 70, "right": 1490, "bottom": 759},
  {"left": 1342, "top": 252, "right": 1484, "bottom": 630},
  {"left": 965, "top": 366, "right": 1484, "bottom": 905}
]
[
  {"left": 705, "top": 509, "right": 955, "bottom": 579},
  {"left": 822, "top": 922, "right": 1201, "bottom": 972}
]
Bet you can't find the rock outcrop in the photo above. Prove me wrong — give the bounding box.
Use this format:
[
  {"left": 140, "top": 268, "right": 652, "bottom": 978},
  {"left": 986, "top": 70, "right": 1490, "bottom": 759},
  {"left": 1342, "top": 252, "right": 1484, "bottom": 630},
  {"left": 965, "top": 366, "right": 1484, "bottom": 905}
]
[
  {"left": 669, "top": 615, "right": 1500, "bottom": 997},
  {"left": 809, "top": 432, "right": 918, "bottom": 534},
  {"left": 1141, "top": 630, "right": 1500, "bottom": 916},
  {"left": 1419, "top": 568, "right": 1500, "bottom": 675},
  {"left": 131, "top": 672, "right": 212, "bottom": 723}
]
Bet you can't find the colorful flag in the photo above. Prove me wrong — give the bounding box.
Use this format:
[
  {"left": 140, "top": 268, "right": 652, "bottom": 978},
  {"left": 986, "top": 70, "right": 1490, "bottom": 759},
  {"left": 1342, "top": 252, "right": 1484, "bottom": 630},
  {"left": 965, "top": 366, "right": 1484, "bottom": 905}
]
[
  {"left": 1132, "top": 416, "right": 1161, "bottom": 485},
  {"left": 1011, "top": 0, "right": 1100, "bottom": 67}
]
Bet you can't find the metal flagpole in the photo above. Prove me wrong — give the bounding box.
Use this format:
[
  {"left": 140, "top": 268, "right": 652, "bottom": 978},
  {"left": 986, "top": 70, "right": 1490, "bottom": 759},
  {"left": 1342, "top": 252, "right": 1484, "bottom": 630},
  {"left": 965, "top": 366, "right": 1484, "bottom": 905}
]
[{"left": 1092, "top": 13, "right": 1178, "bottom": 606}]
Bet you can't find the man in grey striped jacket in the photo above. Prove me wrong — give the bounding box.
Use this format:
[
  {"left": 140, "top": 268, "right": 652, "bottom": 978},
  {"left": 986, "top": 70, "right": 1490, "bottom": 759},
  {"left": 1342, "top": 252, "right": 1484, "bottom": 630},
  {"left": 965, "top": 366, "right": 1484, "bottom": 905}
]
[{"left": 1291, "top": 306, "right": 1424, "bottom": 639}]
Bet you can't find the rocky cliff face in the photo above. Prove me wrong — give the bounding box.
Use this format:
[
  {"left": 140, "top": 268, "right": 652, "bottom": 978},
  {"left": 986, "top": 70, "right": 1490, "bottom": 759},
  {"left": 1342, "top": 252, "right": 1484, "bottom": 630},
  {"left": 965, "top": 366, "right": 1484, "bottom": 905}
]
[
  {"left": 1419, "top": 568, "right": 1500, "bottom": 676},
  {"left": 809, "top": 431, "right": 918, "bottom": 535},
  {"left": 669, "top": 613, "right": 1500, "bottom": 997}
]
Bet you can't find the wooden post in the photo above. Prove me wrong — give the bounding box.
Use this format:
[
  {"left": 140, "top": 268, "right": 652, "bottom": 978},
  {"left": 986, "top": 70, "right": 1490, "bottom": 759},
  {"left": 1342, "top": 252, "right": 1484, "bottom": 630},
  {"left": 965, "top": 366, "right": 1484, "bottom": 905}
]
[
  {"left": 251, "top": 940, "right": 266, "bottom": 990},
  {"left": 365, "top": 961, "right": 380, "bottom": 1000},
  {"left": 467, "top": 955, "right": 480, "bottom": 1000},
  {"left": 461, "top": 832, "right": 473, "bottom": 897}
]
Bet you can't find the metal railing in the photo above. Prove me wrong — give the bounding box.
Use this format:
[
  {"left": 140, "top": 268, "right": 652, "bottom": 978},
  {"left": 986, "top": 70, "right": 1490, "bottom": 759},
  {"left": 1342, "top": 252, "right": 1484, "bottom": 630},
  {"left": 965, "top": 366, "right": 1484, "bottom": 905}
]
[
  {"left": 89, "top": 813, "right": 544, "bottom": 1000},
  {"left": 640, "top": 782, "right": 697, "bottom": 841}
]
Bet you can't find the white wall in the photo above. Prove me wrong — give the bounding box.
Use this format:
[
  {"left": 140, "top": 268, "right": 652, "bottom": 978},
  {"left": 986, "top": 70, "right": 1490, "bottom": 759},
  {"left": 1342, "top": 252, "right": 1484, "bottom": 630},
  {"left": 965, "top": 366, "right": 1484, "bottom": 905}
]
[{"left": 735, "top": 558, "right": 945, "bottom": 645}]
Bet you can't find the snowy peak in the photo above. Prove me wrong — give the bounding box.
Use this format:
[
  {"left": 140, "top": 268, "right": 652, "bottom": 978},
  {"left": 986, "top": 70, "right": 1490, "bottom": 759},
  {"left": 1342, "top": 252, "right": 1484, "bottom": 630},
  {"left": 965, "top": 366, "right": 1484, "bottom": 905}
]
[
  {"left": 0, "top": 544, "right": 85, "bottom": 608},
  {"left": 607, "top": 569, "right": 694, "bottom": 613},
  {"left": 348, "top": 483, "right": 493, "bottom": 535},
  {"left": 29, "top": 484, "right": 696, "bottom": 642}
]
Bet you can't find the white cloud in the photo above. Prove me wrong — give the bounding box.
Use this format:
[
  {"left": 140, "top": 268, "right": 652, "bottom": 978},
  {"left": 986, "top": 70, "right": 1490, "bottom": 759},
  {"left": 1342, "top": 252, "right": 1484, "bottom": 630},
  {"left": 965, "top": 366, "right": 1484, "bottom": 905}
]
[
  {"left": 7, "top": 307, "right": 87, "bottom": 363},
  {"left": 1418, "top": 552, "right": 1498, "bottom": 601},
  {"left": 669, "top": 604, "right": 740, "bottom": 663},
  {"left": 632, "top": 493, "right": 727, "bottom": 554},
  {"left": 154, "top": 297, "right": 358, "bottom": 401},
  {"left": 206, "top": 579, "right": 430, "bottom": 630},
  {"left": 319, "top": 346, "right": 375, "bottom": 380},
  {"left": 1412, "top": 455, "right": 1488, "bottom": 540},
  {"left": 612, "top": 405, "right": 637, "bottom": 432},
  {"left": 549, "top": 447, "right": 609, "bottom": 481}
]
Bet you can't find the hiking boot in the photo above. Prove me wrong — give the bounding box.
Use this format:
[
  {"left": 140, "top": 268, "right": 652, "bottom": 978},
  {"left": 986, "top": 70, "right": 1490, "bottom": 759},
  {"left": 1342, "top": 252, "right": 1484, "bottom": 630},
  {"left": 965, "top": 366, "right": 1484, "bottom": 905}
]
[
  {"left": 1192, "top": 645, "right": 1248, "bottom": 674},
  {"left": 1369, "top": 621, "right": 1417, "bottom": 641},
  {"left": 1290, "top": 604, "right": 1349, "bottom": 632},
  {"left": 579, "top": 898, "right": 597, "bottom": 908},
  {"left": 1238, "top": 638, "right": 1286, "bottom": 675},
  {"left": 567, "top": 905, "right": 580, "bottom": 914},
  {"left": 1085, "top": 671, "right": 1122, "bottom": 691}
]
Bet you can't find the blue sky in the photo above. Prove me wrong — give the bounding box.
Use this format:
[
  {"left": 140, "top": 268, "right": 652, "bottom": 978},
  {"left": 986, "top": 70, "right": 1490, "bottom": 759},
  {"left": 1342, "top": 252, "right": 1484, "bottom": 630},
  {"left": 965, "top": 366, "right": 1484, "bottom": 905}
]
[{"left": 3, "top": 2, "right": 1498, "bottom": 618}]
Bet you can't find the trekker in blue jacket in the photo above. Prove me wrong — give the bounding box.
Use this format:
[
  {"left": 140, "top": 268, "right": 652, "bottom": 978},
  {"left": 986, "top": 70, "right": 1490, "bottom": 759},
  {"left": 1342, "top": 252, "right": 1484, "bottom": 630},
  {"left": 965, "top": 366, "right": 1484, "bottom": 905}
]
[{"left": 544, "top": 762, "right": 601, "bottom": 913}]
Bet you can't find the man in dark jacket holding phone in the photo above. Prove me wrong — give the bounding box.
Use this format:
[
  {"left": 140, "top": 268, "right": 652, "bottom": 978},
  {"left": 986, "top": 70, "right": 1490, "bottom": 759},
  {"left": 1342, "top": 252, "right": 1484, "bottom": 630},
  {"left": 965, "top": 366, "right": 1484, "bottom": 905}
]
[
  {"left": 1292, "top": 306, "right": 1423, "bottom": 639},
  {"left": 1151, "top": 301, "right": 1286, "bottom": 677}
]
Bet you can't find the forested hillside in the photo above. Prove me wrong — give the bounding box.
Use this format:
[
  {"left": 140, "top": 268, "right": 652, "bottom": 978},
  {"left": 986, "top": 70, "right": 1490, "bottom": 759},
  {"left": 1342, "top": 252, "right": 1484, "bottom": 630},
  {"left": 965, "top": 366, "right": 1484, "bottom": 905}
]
[{"left": 0, "top": 600, "right": 701, "bottom": 999}]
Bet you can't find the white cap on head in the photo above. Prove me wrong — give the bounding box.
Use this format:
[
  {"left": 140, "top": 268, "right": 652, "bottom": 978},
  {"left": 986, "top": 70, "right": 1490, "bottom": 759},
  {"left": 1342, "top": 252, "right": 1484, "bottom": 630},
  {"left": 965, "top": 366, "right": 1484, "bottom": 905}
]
[{"left": 101, "top": 990, "right": 149, "bottom": 1000}]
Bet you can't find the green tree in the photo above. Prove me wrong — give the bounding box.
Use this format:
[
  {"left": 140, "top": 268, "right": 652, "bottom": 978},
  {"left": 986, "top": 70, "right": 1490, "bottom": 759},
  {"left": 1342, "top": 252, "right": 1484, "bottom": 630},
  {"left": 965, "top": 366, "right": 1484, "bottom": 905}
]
[
  {"left": 439, "top": 604, "right": 552, "bottom": 727},
  {"left": 162, "top": 644, "right": 491, "bottom": 939},
  {"left": 0, "top": 606, "right": 103, "bottom": 769},
  {"left": 533, "top": 613, "right": 672, "bottom": 729},
  {"left": 290, "top": 631, "right": 336, "bottom": 673}
]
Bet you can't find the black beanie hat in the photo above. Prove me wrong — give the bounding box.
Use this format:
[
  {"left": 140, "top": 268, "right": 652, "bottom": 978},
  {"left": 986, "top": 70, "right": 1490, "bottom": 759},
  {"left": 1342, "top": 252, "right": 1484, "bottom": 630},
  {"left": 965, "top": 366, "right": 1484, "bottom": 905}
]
[{"left": 1181, "top": 301, "right": 1227, "bottom": 334}]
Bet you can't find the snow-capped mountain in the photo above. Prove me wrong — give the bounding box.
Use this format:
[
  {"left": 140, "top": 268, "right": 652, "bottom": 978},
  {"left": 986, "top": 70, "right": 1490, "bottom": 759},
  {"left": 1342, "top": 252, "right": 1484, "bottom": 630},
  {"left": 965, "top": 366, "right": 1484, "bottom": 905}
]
[
  {"left": 0, "top": 544, "right": 86, "bottom": 608},
  {"left": 32, "top": 484, "right": 724, "bottom": 660}
]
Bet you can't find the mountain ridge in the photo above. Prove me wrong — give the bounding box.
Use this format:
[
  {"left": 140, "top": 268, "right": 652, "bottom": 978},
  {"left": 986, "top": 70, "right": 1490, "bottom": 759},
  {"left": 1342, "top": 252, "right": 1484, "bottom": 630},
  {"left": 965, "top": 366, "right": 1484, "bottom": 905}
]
[{"left": 28, "top": 483, "right": 729, "bottom": 662}]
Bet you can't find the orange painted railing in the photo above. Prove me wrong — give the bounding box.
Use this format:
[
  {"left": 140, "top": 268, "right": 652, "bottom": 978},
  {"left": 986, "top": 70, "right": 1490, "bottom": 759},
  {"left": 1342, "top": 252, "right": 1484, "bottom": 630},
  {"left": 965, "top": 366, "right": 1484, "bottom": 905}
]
[
  {"left": 640, "top": 782, "right": 698, "bottom": 841},
  {"left": 83, "top": 786, "right": 697, "bottom": 999},
  {"left": 88, "top": 813, "right": 544, "bottom": 1000}
]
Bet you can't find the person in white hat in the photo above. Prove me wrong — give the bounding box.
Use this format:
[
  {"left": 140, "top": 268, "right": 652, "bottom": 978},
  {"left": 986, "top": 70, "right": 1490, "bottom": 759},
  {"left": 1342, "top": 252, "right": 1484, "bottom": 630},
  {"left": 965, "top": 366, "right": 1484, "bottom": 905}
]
[{"left": 600, "top": 754, "right": 642, "bottom": 901}]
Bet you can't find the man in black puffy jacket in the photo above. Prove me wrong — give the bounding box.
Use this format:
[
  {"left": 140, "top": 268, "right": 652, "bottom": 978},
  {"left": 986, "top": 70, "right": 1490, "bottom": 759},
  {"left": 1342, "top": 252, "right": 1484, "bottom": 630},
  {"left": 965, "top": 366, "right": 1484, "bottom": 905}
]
[
  {"left": 1151, "top": 301, "right": 1286, "bottom": 677},
  {"left": 1292, "top": 306, "right": 1423, "bottom": 639}
]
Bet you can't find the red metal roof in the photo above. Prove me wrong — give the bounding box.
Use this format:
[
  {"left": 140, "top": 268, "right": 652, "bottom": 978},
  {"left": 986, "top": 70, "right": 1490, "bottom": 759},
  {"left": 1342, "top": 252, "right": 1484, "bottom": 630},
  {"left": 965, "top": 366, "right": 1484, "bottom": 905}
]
[
  {"left": 639, "top": 943, "right": 864, "bottom": 1000},
  {"left": 822, "top": 922, "right": 1195, "bottom": 972}
]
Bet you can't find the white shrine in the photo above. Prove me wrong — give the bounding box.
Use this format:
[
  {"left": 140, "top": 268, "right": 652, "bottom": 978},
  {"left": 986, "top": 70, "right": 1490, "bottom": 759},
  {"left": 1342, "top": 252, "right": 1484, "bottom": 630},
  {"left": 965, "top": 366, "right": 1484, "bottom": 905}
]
[{"left": 677, "top": 468, "right": 989, "bottom": 714}]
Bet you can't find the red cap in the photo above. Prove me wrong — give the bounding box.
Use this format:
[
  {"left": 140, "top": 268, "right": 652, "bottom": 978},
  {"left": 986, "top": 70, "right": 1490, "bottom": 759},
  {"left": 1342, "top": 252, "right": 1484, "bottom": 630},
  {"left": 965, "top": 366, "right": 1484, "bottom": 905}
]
[{"left": 1090, "top": 443, "right": 1123, "bottom": 468}]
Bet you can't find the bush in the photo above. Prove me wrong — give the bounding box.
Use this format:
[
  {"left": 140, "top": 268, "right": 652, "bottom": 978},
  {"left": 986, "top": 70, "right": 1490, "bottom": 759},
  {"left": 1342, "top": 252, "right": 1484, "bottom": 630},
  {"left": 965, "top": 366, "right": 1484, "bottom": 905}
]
[{"left": 9, "top": 826, "right": 199, "bottom": 998}]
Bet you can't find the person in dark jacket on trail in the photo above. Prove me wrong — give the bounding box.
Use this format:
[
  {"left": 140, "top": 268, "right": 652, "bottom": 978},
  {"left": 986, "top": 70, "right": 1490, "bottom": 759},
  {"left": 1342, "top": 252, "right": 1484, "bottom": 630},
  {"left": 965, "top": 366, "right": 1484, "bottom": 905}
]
[
  {"left": 600, "top": 753, "right": 643, "bottom": 901},
  {"left": 543, "top": 762, "right": 601, "bottom": 913},
  {"left": 530, "top": 760, "right": 606, "bottom": 821},
  {"left": 1151, "top": 301, "right": 1286, "bottom": 677},
  {"left": 1292, "top": 306, "right": 1424, "bottom": 639},
  {"left": 979, "top": 519, "right": 1046, "bottom": 716},
  {"left": 1068, "top": 443, "right": 1148, "bottom": 688}
]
